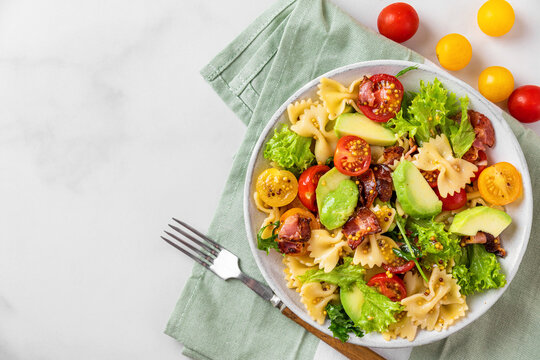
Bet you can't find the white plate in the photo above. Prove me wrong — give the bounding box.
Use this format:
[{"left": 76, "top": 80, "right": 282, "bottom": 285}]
[{"left": 243, "top": 60, "right": 533, "bottom": 348}]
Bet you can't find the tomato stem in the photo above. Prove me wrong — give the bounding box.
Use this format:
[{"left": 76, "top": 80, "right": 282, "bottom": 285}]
[{"left": 396, "top": 219, "right": 429, "bottom": 283}]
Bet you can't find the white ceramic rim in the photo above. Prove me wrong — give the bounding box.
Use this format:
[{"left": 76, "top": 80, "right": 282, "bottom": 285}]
[{"left": 243, "top": 60, "right": 533, "bottom": 348}]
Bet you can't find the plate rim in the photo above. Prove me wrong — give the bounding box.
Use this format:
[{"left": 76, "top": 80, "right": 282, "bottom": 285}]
[{"left": 243, "top": 59, "right": 533, "bottom": 348}]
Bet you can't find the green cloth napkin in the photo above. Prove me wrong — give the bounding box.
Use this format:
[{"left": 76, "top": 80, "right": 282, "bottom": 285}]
[{"left": 166, "top": 1, "right": 540, "bottom": 359}]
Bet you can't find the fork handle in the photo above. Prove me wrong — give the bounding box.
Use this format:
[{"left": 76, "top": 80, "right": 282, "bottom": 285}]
[{"left": 281, "top": 306, "right": 385, "bottom": 360}]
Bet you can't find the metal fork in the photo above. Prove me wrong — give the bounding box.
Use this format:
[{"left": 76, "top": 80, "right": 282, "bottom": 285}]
[{"left": 161, "top": 218, "right": 385, "bottom": 360}]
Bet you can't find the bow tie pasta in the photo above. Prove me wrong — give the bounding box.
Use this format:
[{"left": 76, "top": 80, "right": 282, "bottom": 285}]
[{"left": 317, "top": 77, "right": 363, "bottom": 120}]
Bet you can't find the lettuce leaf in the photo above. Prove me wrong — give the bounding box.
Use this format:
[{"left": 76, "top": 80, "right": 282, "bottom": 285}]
[
  {"left": 299, "top": 257, "right": 364, "bottom": 290},
  {"left": 326, "top": 303, "right": 364, "bottom": 342},
  {"left": 384, "top": 79, "right": 475, "bottom": 157},
  {"left": 353, "top": 284, "right": 403, "bottom": 333},
  {"left": 263, "top": 125, "right": 315, "bottom": 176},
  {"left": 408, "top": 218, "right": 461, "bottom": 269},
  {"left": 452, "top": 244, "right": 506, "bottom": 295},
  {"left": 256, "top": 221, "right": 279, "bottom": 254}
]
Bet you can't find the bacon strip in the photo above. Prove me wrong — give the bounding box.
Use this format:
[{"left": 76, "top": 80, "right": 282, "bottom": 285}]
[
  {"left": 372, "top": 164, "right": 393, "bottom": 202},
  {"left": 277, "top": 214, "right": 311, "bottom": 256},
  {"left": 465, "top": 231, "right": 506, "bottom": 257},
  {"left": 358, "top": 76, "right": 376, "bottom": 107},
  {"left": 383, "top": 146, "right": 404, "bottom": 165},
  {"left": 359, "top": 169, "right": 378, "bottom": 208},
  {"left": 468, "top": 110, "right": 495, "bottom": 151},
  {"left": 342, "top": 207, "right": 381, "bottom": 250}
]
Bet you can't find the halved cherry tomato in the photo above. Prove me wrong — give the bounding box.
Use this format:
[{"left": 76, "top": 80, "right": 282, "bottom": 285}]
[
  {"left": 357, "top": 74, "right": 404, "bottom": 122},
  {"left": 334, "top": 136, "right": 371, "bottom": 176},
  {"left": 435, "top": 187, "right": 467, "bottom": 211},
  {"left": 255, "top": 168, "right": 298, "bottom": 207},
  {"left": 298, "top": 165, "right": 330, "bottom": 212},
  {"left": 279, "top": 208, "right": 319, "bottom": 230},
  {"left": 382, "top": 258, "right": 415, "bottom": 274},
  {"left": 478, "top": 162, "right": 522, "bottom": 205},
  {"left": 421, "top": 169, "right": 439, "bottom": 188},
  {"left": 367, "top": 273, "right": 407, "bottom": 302},
  {"left": 472, "top": 150, "right": 488, "bottom": 182}
]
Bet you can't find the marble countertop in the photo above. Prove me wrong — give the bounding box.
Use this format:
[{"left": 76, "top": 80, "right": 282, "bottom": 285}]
[{"left": 1, "top": 1, "right": 538, "bottom": 359}]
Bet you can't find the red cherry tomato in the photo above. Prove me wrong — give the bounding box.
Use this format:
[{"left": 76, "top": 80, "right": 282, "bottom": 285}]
[
  {"left": 367, "top": 273, "right": 407, "bottom": 302},
  {"left": 377, "top": 2, "right": 419, "bottom": 43},
  {"left": 357, "top": 74, "right": 404, "bottom": 122},
  {"left": 435, "top": 187, "right": 467, "bottom": 211},
  {"left": 382, "top": 259, "right": 415, "bottom": 274},
  {"left": 297, "top": 165, "right": 330, "bottom": 212},
  {"left": 507, "top": 85, "right": 540, "bottom": 123},
  {"left": 421, "top": 169, "right": 439, "bottom": 188},
  {"left": 472, "top": 150, "right": 488, "bottom": 182},
  {"left": 334, "top": 136, "right": 371, "bottom": 176}
]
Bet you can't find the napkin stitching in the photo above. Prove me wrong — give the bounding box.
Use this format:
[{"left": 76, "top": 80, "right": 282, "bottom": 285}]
[
  {"left": 217, "top": 73, "right": 254, "bottom": 116},
  {"left": 230, "top": 48, "right": 278, "bottom": 95},
  {"left": 204, "top": 0, "right": 295, "bottom": 80}
]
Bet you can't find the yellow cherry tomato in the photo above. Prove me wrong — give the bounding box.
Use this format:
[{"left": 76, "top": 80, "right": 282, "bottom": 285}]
[
  {"left": 256, "top": 168, "right": 298, "bottom": 207},
  {"left": 478, "top": 0, "right": 515, "bottom": 37},
  {"left": 436, "top": 34, "right": 472, "bottom": 71},
  {"left": 478, "top": 66, "right": 514, "bottom": 103},
  {"left": 478, "top": 162, "right": 522, "bottom": 206}
]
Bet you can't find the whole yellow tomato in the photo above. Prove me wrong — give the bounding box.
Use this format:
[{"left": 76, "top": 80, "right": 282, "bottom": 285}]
[
  {"left": 478, "top": 0, "right": 515, "bottom": 37},
  {"left": 435, "top": 34, "right": 472, "bottom": 71},
  {"left": 478, "top": 66, "right": 514, "bottom": 103}
]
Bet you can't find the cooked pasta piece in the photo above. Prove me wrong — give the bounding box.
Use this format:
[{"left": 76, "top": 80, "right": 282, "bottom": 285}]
[
  {"left": 308, "top": 229, "right": 347, "bottom": 273},
  {"left": 383, "top": 313, "right": 418, "bottom": 341},
  {"left": 300, "top": 282, "right": 339, "bottom": 324},
  {"left": 402, "top": 267, "right": 468, "bottom": 331},
  {"left": 283, "top": 255, "right": 317, "bottom": 291},
  {"left": 403, "top": 271, "right": 427, "bottom": 296},
  {"left": 317, "top": 77, "right": 363, "bottom": 120},
  {"left": 370, "top": 203, "right": 396, "bottom": 233},
  {"left": 253, "top": 192, "right": 281, "bottom": 239},
  {"left": 353, "top": 234, "right": 398, "bottom": 268},
  {"left": 287, "top": 98, "right": 318, "bottom": 124},
  {"left": 413, "top": 135, "right": 477, "bottom": 197},
  {"left": 291, "top": 104, "right": 337, "bottom": 163}
]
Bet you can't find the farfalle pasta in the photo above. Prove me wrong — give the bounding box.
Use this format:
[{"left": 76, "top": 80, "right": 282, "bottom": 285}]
[{"left": 253, "top": 73, "right": 517, "bottom": 343}]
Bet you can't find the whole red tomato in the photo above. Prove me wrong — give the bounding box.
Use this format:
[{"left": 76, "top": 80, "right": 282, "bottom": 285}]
[
  {"left": 507, "top": 85, "right": 540, "bottom": 123},
  {"left": 377, "top": 2, "right": 419, "bottom": 43}
]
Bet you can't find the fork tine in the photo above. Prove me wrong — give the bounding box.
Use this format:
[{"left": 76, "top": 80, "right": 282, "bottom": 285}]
[
  {"left": 164, "top": 230, "right": 215, "bottom": 262},
  {"left": 172, "top": 218, "right": 222, "bottom": 250},
  {"left": 161, "top": 236, "right": 210, "bottom": 268},
  {"left": 168, "top": 224, "right": 218, "bottom": 256}
]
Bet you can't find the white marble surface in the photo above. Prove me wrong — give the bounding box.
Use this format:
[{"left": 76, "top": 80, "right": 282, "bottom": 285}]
[{"left": 0, "top": 1, "right": 538, "bottom": 360}]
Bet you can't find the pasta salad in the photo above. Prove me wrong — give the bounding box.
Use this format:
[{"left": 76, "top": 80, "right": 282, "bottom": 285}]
[{"left": 253, "top": 67, "right": 523, "bottom": 342}]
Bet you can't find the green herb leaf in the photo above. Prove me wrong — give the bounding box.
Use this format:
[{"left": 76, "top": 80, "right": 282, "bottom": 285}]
[
  {"left": 263, "top": 124, "right": 315, "bottom": 176},
  {"left": 350, "top": 284, "right": 403, "bottom": 333},
  {"left": 326, "top": 303, "right": 364, "bottom": 342},
  {"left": 395, "top": 65, "right": 419, "bottom": 78},
  {"left": 395, "top": 216, "right": 429, "bottom": 283},
  {"left": 409, "top": 218, "right": 461, "bottom": 269},
  {"left": 256, "top": 221, "right": 280, "bottom": 254},
  {"left": 452, "top": 244, "right": 506, "bottom": 295},
  {"left": 299, "top": 257, "right": 365, "bottom": 289}
]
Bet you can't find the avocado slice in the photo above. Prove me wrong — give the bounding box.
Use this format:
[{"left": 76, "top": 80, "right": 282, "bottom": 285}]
[
  {"left": 315, "top": 167, "right": 350, "bottom": 214},
  {"left": 340, "top": 284, "right": 365, "bottom": 325},
  {"left": 334, "top": 113, "right": 397, "bottom": 146},
  {"left": 319, "top": 179, "right": 359, "bottom": 230},
  {"left": 392, "top": 161, "right": 442, "bottom": 218},
  {"left": 449, "top": 206, "right": 512, "bottom": 237}
]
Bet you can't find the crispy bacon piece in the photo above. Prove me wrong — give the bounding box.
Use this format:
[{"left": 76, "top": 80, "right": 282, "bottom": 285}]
[
  {"left": 372, "top": 164, "right": 393, "bottom": 202},
  {"left": 467, "top": 110, "right": 495, "bottom": 151},
  {"left": 465, "top": 231, "right": 506, "bottom": 257},
  {"left": 278, "top": 240, "right": 307, "bottom": 256},
  {"left": 343, "top": 207, "right": 381, "bottom": 249},
  {"left": 383, "top": 146, "right": 404, "bottom": 165},
  {"left": 359, "top": 169, "right": 378, "bottom": 208},
  {"left": 278, "top": 214, "right": 311, "bottom": 242},
  {"left": 462, "top": 146, "right": 479, "bottom": 162},
  {"left": 358, "top": 76, "right": 376, "bottom": 107}
]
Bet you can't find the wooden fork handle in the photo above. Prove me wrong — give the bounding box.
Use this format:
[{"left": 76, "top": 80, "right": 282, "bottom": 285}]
[{"left": 281, "top": 306, "right": 385, "bottom": 360}]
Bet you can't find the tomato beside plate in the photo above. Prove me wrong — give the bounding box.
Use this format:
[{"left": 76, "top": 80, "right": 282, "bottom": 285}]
[
  {"left": 367, "top": 273, "right": 407, "bottom": 302},
  {"left": 334, "top": 136, "right": 371, "bottom": 176},
  {"left": 377, "top": 2, "right": 419, "bottom": 43},
  {"left": 357, "top": 74, "right": 404, "bottom": 122},
  {"left": 507, "top": 85, "right": 540, "bottom": 123},
  {"left": 298, "top": 165, "right": 330, "bottom": 212}
]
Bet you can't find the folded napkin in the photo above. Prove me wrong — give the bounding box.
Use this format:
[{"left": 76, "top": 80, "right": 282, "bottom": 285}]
[{"left": 166, "top": 1, "right": 540, "bottom": 359}]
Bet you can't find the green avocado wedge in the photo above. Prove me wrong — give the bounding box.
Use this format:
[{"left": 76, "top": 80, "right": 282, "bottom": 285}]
[
  {"left": 392, "top": 160, "right": 442, "bottom": 218},
  {"left": 315, "top": 167, "right": 350, "bottom": 214},
  {"left": 334, "top": 113, "right": 397, "bottom": 146},
  {"left": 340, "top": 284, "right": 365, "bottom": 325},
  {"left": 449, "top": 206, "right": 512, "bottom": 237},
  {"left": 319, "top": 179, "right": 358, "bottom": 230}
]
